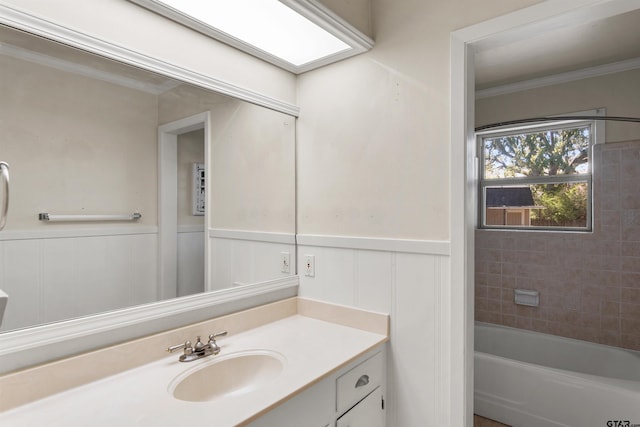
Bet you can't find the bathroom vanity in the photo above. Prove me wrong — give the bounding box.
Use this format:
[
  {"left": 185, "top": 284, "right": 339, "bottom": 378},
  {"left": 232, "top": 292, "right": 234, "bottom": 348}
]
[
  {"left": 0, "top": 297, "right": 388, "bottom": 426},
  {"left": 247, "top": 348, "right": 385, "bottom": 427}
]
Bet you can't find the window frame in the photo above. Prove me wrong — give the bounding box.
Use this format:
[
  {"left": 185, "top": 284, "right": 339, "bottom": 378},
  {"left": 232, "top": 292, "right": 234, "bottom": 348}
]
[{"left": 477, "top": 119, "right": 596, "bottom": 232}]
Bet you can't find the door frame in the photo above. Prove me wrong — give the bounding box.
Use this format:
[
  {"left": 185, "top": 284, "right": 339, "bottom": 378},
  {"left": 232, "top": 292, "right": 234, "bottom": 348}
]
[
  {"left": 158, "top": 112, "right": 211, "bottom": 299},
  {"left": 450, "top": 1, "right": 638, "bottom": 425}
]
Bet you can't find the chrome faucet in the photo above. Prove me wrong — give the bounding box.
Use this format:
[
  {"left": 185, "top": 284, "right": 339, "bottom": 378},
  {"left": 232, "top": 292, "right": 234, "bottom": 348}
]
[{"left": 167, "top": 330, "right": 228, "bottom": 362}]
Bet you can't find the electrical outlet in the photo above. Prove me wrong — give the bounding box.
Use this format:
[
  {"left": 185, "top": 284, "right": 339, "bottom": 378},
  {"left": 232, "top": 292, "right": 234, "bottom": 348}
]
[
  {"left": 304, "top": 254, "right": 315, "bottom": 277},
  {"left": 280, "top": 252, "right": 290, "bottom": 273}
]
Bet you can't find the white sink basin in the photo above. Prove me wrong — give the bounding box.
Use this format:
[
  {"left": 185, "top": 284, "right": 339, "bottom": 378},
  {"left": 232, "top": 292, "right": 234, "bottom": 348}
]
[{"left": 169, "top": 351, "right": 285, "bottom": 402}]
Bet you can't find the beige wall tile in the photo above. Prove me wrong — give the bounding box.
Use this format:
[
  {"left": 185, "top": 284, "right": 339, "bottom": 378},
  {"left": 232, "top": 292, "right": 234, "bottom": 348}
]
[{"left": 475, "top": 141, "right": 640, "bottom": 351}]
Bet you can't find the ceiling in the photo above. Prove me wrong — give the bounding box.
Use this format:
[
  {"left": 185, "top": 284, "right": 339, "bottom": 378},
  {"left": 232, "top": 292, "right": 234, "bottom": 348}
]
[
  {"left": 4, "top": 8, "right": 639, "bottom": 95},
  {"left": 474, "top": 8, "right": 640, "bottom": 90}
]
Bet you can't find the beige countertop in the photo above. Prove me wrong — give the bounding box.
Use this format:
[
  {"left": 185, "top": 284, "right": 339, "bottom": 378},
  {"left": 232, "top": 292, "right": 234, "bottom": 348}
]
[{"left": 0, "top": 300, "right": 388, "bottom": 426}]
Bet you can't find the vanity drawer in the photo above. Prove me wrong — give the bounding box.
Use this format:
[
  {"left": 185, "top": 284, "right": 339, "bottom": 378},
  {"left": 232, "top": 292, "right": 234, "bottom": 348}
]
[{"left": 336, "top": 351, "right": 383, "bottom": 414}]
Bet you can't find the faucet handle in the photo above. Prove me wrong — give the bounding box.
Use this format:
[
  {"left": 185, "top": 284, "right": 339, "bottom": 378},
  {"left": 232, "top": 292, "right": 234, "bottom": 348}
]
[
  {"left": 207, "top": 331, "right": 228, "bottom": 355},
  {"left": 208, "top": 331, "right": 228, "bottom": 345},
  {"left": 210, "top": 330, "right": 228, "bottom": 341},
  {"left": 167, "top": 340, "right": 192, "bottom": 353}
]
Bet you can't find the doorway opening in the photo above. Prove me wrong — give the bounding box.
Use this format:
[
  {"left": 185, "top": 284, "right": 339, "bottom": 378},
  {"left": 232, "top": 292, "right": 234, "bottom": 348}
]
[
  {"left": 158, "top": 112, "right": 211, "bottom": 300},
  {"left": 451, "top": 1, "right": 640, "bottom": 425}
]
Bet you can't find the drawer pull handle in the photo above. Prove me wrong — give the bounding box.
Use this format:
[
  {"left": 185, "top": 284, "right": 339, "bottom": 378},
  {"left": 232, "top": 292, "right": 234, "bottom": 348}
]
[{"left": 355, "top": 374, "right": 369, "bottom": 388}]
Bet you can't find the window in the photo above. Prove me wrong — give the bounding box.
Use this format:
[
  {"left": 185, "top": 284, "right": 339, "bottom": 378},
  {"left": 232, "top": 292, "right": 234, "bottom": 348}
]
[{"left": 478, "top": 120, "right": 594, "bottom": 231}]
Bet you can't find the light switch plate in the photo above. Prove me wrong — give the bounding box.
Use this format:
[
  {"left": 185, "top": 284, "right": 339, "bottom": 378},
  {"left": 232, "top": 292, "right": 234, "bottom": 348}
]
[{"left": 280, "top": 252, "right": 290, "bottom": 273}]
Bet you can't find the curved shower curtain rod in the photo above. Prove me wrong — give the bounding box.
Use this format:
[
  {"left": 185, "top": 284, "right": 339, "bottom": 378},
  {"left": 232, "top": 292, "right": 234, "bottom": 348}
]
[{"left": 475, "top": 115, "right": 640, "bottom": 132}]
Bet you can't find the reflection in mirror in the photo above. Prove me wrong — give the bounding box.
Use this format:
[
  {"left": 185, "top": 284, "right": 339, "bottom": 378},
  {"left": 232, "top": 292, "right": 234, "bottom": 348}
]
[{"left": 0, "top": 25, "right": 296, "bottom": 333}]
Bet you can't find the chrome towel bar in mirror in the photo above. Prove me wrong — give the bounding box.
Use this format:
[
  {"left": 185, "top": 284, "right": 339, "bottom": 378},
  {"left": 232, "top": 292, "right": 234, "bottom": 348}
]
[{"left": 38, "top": 212, "right": 142, "bottom": 222}]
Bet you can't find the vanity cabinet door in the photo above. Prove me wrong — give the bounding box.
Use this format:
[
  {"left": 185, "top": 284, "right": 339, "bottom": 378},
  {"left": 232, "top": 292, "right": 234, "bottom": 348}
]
[{"left": 336, "top": 387, "right": 384, "bottom": 427}]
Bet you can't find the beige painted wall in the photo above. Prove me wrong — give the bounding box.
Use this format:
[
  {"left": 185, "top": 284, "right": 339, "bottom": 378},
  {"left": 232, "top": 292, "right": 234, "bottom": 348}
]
[
  {"left": 319, "top": 0, "right": 372, "bottom": 38},
  {"left": 3, "top": 56, "right": 295, "bottom": 234},
  {"left": 210, "top": 102, "right": 295, "bottom": 233},
  {"left": 476, "top": 69, "right": 640, "bottom": 143},
  {"left": 296, "top": 0, "right": 542, "bottom": 240},
  {"left": 159, "top": 85, "right": 296, "bottom": 233},
  {"left": 177, "top": 129, "right": 205, "bottom": 227},
  {"left": 157, "top": 84, "right": 233, "bottom": 125},
  {"left": 1, "top": 54, "right": 158, "bottom": 230}
]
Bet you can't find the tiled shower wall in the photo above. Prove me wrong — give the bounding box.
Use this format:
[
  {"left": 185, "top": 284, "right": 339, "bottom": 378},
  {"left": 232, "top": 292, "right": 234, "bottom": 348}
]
[{"left": 475, "top": 139, "right": 640, "bottom": 351}]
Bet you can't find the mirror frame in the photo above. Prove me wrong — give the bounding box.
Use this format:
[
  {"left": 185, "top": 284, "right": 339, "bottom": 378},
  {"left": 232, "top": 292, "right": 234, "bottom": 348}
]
[{"left": 0, "top": 3, "right": 299, "bottom": 373}]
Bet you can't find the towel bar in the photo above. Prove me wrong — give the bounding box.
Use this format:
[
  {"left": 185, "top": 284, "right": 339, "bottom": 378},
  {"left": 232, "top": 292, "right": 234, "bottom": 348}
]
[{"left": 38, "top": 212, "right": 142, "bottom": 222}]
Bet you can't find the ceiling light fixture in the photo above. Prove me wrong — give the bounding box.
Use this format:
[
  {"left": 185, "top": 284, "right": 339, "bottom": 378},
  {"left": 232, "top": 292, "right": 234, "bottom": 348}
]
[{"left": 129, "top": 0, "right": 374, "bottom": 74}]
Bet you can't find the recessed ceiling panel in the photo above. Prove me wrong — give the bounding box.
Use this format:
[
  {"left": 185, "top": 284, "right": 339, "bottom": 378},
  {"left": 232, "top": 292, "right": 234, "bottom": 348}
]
[
  {"left": 157, "top": 0, "right": 350, "bottom": 66},
  {"left": 129, "top": 0, "right": 374, "bottom": 74}
]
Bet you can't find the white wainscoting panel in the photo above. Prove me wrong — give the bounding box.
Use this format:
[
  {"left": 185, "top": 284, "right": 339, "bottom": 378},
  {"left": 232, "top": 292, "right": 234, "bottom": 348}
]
[
  {"left": 297, "top": 234, "right": 450, "bottom": 427},
  {"left": 1, "top": 239, "right": 40, "bottom": 331},
  {"left": 177, "top": 230, "right": 205, "bottom": 297},
  {"left": 209, "top": 229, "right": 296, "bottom": 291},
  {"left": 0, "top": 232, "right": 158, "bottom": 332}
]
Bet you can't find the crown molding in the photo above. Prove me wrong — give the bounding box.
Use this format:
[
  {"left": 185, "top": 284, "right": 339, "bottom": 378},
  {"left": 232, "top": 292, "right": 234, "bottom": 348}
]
[
  {"left": 0, "top": 42, "right": 180, "bottom": 95},
  {"left": 476, "top": 56, "right": 640, "bottom": 99},
  {"left": 0, "top": 3, "right": 300, "bottom": 116}
]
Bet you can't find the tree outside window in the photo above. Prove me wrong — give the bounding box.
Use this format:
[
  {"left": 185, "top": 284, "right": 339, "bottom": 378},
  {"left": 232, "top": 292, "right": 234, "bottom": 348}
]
[{"left": 479, "top": 121, "right": 593, "bottom": 230}]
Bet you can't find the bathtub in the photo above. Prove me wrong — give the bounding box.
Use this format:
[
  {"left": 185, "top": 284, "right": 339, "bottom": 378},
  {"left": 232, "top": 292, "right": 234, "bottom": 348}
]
[{"left": 475, "top": 322, "right": 640, "bottom": 427}]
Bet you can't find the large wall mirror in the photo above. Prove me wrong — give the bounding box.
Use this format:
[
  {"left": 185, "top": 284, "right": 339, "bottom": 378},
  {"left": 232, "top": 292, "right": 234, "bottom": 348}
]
[{"left": 0, "top": 24, "right": 296, "bottom": 346}]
